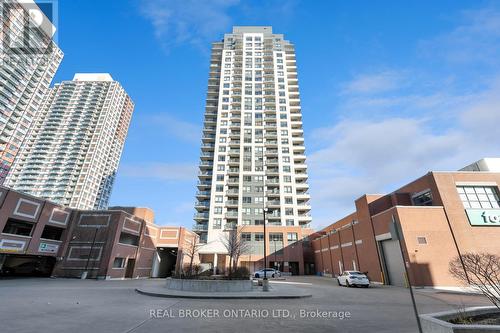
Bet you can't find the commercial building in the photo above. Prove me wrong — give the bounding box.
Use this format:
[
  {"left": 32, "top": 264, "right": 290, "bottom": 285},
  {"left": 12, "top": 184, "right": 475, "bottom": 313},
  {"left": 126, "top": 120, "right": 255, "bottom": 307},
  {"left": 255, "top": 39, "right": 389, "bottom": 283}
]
[
  {"left": 194, "top": 26, "right": 312, "bottom": 275},
  {"left": 0, "top": 0, "right": 63, "bottom": 183},
  {"left": 312, "top": 159, "right": 500, "bottom": 288},
  {"left": 0, "top": 186, "right": 197, "bottom": 279},
  {"left": 5, "top": 74, "right": 134, "bottom": 210}
]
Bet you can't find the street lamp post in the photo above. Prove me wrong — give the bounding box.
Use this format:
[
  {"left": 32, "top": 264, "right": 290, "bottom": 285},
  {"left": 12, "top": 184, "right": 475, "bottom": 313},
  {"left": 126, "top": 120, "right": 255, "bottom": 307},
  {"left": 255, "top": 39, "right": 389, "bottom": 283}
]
[{"left": 262, "top": 206, "right": 269, "bottom": 291}]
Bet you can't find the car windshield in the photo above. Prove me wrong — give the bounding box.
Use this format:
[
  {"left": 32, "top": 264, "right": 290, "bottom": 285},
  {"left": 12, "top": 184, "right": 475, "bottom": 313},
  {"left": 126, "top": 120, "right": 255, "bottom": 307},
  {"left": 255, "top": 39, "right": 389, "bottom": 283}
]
[{"left": 349, "top": 272, "right": 365, "bottom": 276}]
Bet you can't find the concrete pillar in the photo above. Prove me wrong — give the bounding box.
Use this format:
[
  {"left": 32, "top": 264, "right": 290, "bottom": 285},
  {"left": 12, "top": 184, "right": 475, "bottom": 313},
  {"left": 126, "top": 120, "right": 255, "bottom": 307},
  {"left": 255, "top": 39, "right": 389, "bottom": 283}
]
[
  {"left": 213, "top": 253, "right": 218, "bottom": 275},
  {"left": 0, "top": 254, "right": 6, "bottom": 271},
  {"left": 151, "top": 251, "right": 160, "bottom": 278}
]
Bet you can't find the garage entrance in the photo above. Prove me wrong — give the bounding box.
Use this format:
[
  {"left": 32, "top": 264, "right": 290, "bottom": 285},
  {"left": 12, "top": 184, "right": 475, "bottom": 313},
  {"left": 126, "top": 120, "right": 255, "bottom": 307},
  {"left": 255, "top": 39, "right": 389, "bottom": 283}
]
[
  {"left": 151, "top": 248, "right": 177, "bottom": 278},
  {"left": 0, "top": 254, "right": 55, "bottom": 277},
  {"left": 380, "top": 240, "right": 406, "bottom": 287}
]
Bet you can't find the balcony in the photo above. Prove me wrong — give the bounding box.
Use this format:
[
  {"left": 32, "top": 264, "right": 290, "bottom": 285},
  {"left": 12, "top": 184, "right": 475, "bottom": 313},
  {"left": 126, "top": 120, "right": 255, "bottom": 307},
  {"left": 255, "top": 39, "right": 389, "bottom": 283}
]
[
  {"left": 224, "top": 222, "right": 237, "bottom": 230},
  {"left": 193, "top": 224, "right": 208, "bottom": 232},
  {"left": 267, "top": 200, "right": 280, "bottom": 207},
  {"left": 226, "top": 200, "right": 239, "bottom": 207},
  {"left": 200, "top": 152, "right": 214, "bottom": 160},
  {"left": 194, "top": 201, "right": 210, "bottom": 209},
  {"left": 225, "top": 211, "right": 238, "bottom": 219},
  {"left": 198, "top": 171, "right": 213, "bottom": 178},
  {"left": 226, "top": 188, "right": 239, "bottom": 195},
  {"left": 227, "top": 168, "right": 239, "bottom": 175},
  {"left": 194, "top": 212, "right": 209, "bottom": 220},
  {"left": 228, "top": 158, "right": 240, "bottom": 165},
  {"left": 267, "top": 190, "right": 280, "bottom": 196},
  {"left": 199, "top": 161, "right": 213, "bottom": 168}
]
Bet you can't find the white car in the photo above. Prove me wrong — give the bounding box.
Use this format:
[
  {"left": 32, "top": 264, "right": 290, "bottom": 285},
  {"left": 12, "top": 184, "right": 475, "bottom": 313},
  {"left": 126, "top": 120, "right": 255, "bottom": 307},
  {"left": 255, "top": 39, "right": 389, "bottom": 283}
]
[
  {"left": 253, "top": 268, "right": 281, "bottom": 278},
  {"left": 337, "top": 271, "right": 370, "bottom": 287}
]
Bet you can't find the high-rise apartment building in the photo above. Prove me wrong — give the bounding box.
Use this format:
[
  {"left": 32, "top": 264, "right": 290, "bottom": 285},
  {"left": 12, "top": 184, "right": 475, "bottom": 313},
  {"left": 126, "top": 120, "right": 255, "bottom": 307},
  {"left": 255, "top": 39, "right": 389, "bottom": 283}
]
[
  {"left": 194, "top": 27, "right": 312, "bottom": 274},
  {"left": 0, "top": 0, "right": 63, "bottom": 183},
  {"left": 5, "top": 74, "right": 134, "bottom": 210}
]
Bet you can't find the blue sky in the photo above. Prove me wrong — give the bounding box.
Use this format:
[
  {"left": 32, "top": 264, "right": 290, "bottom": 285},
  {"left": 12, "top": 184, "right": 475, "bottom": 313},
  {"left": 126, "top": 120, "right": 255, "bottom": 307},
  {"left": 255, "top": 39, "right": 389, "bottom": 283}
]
[{"left": 51, "top": 0, "right": 500, "bottom": 229}]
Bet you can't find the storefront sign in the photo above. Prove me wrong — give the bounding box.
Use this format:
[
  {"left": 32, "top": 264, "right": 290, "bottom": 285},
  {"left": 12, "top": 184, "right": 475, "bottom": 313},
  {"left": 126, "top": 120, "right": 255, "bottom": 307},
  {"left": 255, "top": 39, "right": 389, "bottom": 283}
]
[
  {"left": 38, "top": 242, "right": 59, "bottom": 254},
  {"left": 465, "top": 209, "right": 500, "bottom": 226},
  {"left": 0, "top": 239, "right": 26, "bottom": 253}
]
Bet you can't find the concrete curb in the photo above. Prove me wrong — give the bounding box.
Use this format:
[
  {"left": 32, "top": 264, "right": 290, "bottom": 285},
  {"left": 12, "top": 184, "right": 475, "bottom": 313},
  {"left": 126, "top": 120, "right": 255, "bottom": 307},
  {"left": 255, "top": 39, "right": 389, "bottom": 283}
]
[{"left": 135, "top": 288, "right": 312, "bottom": 300}]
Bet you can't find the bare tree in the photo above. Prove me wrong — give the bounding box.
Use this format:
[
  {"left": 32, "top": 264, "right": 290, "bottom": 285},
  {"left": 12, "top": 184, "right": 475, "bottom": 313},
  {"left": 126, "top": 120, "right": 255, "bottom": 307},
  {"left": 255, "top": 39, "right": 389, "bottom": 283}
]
[
  {"left": 449, "top": 252, "right": 500, "bottom": 309},
  {"left": 183, "top": 234, "right": 204, "bottom": 277},
  {"left": 220, "top": 227, "right": 251, "bottom": 276}
]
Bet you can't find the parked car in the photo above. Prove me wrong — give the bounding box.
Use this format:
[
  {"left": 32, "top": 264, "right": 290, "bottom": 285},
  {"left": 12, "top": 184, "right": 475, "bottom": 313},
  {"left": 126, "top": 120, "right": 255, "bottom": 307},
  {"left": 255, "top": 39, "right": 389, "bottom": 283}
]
[
  {"left": 253, "top": 268, "right": 281, "bottom": 278},
  {"left": 337, "top": 271, "right": 370, "bottom": 287}
]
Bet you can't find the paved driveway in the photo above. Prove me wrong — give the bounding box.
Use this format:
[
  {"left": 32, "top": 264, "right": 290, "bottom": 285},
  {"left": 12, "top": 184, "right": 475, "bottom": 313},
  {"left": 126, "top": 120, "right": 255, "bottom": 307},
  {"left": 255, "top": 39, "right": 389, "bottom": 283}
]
[{"left": 0, "top": 276, "right": 491, "bottom": 333}]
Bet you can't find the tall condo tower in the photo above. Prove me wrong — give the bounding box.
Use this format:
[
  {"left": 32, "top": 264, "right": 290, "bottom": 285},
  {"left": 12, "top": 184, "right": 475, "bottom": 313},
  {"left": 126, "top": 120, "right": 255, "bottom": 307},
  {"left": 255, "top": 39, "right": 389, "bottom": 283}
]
[
  {"left": 5, "top": 74, "right": 134, "bottom": 210},
  {"left": 0, "top": 0, "right": 63, "bottom": 183},
  {"left": 194, "top": 27, "right": 312, "bottom": 274}
]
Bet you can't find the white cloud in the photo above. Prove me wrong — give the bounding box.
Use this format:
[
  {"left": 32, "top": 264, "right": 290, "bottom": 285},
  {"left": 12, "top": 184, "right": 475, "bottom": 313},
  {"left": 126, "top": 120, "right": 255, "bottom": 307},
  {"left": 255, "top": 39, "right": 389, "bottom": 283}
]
[
  {"left": 120, "top": 162, "right": 197, "bottom": 181},
  {"left": 140, "top": 0, "right": 239, "bottom": 49},
  {"left": 308, "top": 81, "right": 500, "bottom": 228},
  {"left": 143, "top": 113, "right": 201, "bottom": 143},
  {"left": 340, "top": 70, "right": 405, "bottom": 95},
  {"left": 418, "top": 6, "right": 500, "bottom": 65}
]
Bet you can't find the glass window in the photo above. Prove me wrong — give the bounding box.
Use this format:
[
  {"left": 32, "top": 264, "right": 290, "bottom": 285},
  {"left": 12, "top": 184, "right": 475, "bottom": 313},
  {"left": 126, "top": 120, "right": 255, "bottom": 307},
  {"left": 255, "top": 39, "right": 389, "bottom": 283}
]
[
  {"left": 412, "top": 190, "right": 433, "bottom": 206},
  {"left": 287, "top": 232, "right": 298, "bottom": 243},
  {"left": 457, "top": 186, "right": 500, "bottom": 209}
]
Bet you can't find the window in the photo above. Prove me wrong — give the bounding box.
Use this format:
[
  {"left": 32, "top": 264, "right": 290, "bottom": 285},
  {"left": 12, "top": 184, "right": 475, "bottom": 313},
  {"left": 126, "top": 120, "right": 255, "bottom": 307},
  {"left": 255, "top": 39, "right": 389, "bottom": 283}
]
[
  {"left": 214, "top": 207, "right": 223, "bottom": 214},
  {"left": 216, "top": 175, "right": 224, "bottom": 181},
  {"left": 2, "top": 219, "right": 34, "bottom": 236},
  {"left": 213, "top": 218, "right": 222, "bottom": 229},
  {"left": 285, "top": 208, "right": 293, "bottom": 215},
  {"left": 242, "top": 208, "right": 252, "bottom": 215},
  {"left": 243, "top": 197, "right": 252, "bottom": 204},
  {"left": 285, "top": 197, "right": 293, "bottom": 204},
  {"left": 287, "top": 232, "right": 298, "bottom": 243},
  {"left": 269, "top": 233, "right": 283, "bottom": 242},
  {"left": 119, "top": 232, "right": 139, "bottom": 246},
  {"left": 254, "top": 233, "right": 264, "bottom": 241},
  {"left": 41, "top": 225, "right": 64, "bottom": 240},
  {"left": 412, "top": 190, "right": 433, "bottom": 206},
  {"left": 215, "top": 196, "right": 223, "bottom": 203},
  {"left": 113, "top": 258, "right": 125, "bottom": 268},
  {"left": 457, "top": 186, "right": 500, "bottom": 209},
  {"left": 286, "top": 219, "right": 294, "bottom": 226},
  {"left": 241, "top": 233, "right": 251, "bottom": 241}
]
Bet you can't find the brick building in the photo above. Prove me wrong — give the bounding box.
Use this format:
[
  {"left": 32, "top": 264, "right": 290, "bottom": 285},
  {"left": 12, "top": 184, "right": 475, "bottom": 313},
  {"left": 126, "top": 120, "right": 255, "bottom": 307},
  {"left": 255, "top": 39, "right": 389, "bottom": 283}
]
[
  {"left": 0, "top": 186, "right": 197, "bottom": 279},
  {"left": 313, "top": 162, "right": 500, "bottom": 288}
]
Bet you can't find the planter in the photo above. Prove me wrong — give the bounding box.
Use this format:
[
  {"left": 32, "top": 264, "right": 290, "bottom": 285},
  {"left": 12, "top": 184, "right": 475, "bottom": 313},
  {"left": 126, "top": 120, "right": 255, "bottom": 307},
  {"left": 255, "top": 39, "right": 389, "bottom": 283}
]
[
  {"left": 166, "top": 278, "right": 253, "bottom": 292},
  {"left": 420, "top": 306, "right": 500, "bottom": 332}
]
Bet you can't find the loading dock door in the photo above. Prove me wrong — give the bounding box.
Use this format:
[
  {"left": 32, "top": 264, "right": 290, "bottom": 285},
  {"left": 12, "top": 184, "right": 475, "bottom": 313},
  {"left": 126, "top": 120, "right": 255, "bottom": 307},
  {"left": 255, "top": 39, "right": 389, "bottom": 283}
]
[{"left": 381, "top": 240, "right": 406, "bottom": 287}]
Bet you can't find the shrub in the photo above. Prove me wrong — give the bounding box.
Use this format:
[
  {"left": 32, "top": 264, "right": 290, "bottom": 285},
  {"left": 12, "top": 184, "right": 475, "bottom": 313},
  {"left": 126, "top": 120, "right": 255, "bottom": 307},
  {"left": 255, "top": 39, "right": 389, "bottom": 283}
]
[{"left": 229, "top": 266, "right": 250, "bottom": 280}]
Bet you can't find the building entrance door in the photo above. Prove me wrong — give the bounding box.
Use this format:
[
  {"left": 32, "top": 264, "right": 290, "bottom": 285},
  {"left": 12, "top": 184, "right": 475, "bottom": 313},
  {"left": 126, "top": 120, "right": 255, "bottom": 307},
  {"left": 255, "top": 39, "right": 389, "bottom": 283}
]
[
  {"left": 289, "top": 262, "right": 299, "bottom": 275},
  {"left": 381, "top": 240, "right": 406, "bottom": 287},
  {"left": 125, "top": 259, "right": 135, "bottom": 278}
]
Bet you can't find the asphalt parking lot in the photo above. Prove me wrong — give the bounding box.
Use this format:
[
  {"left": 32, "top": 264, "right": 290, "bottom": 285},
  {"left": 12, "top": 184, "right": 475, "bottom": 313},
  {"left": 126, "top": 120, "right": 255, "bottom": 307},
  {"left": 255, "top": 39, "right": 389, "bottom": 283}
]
[{"left": 0, "top": 276, "right": 491, "bottom": 333}]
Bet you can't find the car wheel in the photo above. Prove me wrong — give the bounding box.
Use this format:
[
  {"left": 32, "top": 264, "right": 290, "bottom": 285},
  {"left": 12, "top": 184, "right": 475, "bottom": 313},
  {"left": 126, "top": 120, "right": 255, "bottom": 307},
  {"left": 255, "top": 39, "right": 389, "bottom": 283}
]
[
  {"left": 337, "top": 279, "right": 341, "bottom": 286},
  {"left": 346, "top": 281, "right": 350, "bottom": 287},
  {"left": 272, "top": 274, "right": 275, "bottom": 278},
  {"left": 255, "top": 274, "right": 260, "bottom": 278}
]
